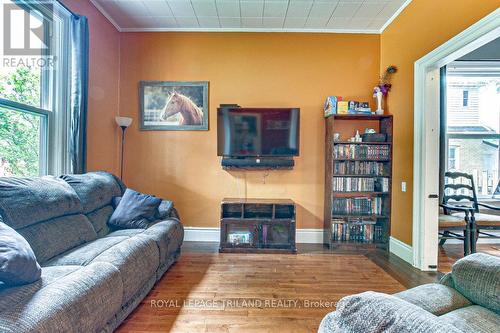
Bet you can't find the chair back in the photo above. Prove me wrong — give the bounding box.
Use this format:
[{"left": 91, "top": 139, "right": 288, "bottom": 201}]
[{"left": 442, "top": 171, "right": 479, "bottom": 213}]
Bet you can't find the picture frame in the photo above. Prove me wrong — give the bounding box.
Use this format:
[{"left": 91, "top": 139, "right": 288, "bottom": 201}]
[{"left": 139, "top": 81, "right": 209, "bottom": 131}]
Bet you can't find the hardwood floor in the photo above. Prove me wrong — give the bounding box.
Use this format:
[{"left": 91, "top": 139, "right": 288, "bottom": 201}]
[
  {"left": 116, "top": 243, "right": 440, "bottom": 333},
  {"left": 116, "top": 241, "right": 499, "bottom": 332},
  {"left": 438, "top": 243, "right": 500, "bottom": 272}
]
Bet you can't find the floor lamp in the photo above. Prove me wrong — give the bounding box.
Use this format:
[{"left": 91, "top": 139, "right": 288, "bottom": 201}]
[{"left": 115, "top": 116, "right": 133, "bottom": 180}]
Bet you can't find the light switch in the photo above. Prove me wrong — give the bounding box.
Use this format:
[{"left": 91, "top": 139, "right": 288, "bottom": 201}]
[{"left": 401, "top": 182, "right": 407, "bottom": 192}]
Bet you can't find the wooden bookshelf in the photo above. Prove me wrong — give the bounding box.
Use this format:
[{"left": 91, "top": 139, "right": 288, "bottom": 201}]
[{"left": 323, "top": 114, "right": 393, "bottom": 250}]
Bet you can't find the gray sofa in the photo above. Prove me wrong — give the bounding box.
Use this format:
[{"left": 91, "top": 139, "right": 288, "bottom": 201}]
[
  {"left": 0, "top": 172, "right": 184, "bottom": 333},
  {"left": 319, "top": 252, "right": 500, "bottom": 333}
]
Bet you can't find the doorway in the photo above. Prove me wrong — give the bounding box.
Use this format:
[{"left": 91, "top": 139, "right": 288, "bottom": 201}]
[
  {"left": 438, "top": 59, "right": 500, "bottom": 271},
  {"left": 413, "top": 9, "right": 500, "bottom": 271}
]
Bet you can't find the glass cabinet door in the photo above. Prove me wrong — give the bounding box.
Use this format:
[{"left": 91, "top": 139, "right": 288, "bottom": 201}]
[
  {"left": 224, "top": 223, "right": 257, "bottom": 247},
  {"left": 261, "top": 223, "right": 292, "bottom": 247}
]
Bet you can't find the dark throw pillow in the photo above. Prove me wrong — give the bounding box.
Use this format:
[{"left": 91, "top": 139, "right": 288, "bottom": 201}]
[
  {"left": 0, "top": 222, "right": 42, "bottom": 286},
  {"left": 108, "top": 189, "right": 162, "bottom": 229},
  {"left": 156, "top": 200, "right": 174, "bottom": 220},
  {"left": 111, "top": 196, "right": 174, "bottom": 220}
]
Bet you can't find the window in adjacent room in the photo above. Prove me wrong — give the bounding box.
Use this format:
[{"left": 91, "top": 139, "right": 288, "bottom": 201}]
[
  {"left": 448, "top": 146, "right": 459, "bottom": 171},
  {"left": 462, "top": 90, "right": 469, "bottom": 107},
  {"left": 443, "top": 61, "right": 500, "bottom": 198}
]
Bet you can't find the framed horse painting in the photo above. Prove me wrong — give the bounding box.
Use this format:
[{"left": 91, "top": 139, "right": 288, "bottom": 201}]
[{"left": 139, "top": 81, "right": 209, "bottom": 131}]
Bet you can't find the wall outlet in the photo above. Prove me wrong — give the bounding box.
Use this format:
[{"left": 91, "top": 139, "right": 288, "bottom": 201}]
[{"left": 401, "top": 182, "right": 407, "bottom": 192}]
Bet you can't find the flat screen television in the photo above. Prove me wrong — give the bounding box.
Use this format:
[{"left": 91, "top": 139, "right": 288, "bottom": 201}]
[{"left": 217, "top": 107, "right": 300, "bottom": 157}]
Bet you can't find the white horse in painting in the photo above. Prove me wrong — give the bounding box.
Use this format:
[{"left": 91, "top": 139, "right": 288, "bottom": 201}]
[{"left": 160, "top": 92, "right": 203, "bottom": 126}]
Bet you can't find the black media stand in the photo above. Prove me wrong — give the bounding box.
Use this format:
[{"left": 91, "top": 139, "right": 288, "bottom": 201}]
[{"left": 219, "top": 198, "right": 297, "bottom": 253}]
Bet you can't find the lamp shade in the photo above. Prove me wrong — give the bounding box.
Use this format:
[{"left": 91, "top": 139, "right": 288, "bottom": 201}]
[{"left": 115, "top": 116, "right": 133, "bottom": 128}]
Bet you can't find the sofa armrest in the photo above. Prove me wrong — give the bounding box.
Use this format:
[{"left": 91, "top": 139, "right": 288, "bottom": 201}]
[
  {"left": 395, "top": 283, "right": 471, "bottom": 316},
  {"left": 450, "top": 253, "right": 500, "bottom": 313},
  {"left": 318, "top": 291, "right": 462, "bottom": 333}
]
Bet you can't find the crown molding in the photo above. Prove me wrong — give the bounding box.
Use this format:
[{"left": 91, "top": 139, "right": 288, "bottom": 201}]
[
  {"left": 119, "top": 27, "right": 380, "bottom": 34},
  {"left": 379, "top": 0, "right": 413, "bottom": 33},
  {"left": 89, "top": 0, "right": 122, "bottom": 32}
]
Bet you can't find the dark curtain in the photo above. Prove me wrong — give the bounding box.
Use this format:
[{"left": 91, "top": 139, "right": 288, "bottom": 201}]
[{"left": 69, "top": 14, "right": 89, "bottom": 174}]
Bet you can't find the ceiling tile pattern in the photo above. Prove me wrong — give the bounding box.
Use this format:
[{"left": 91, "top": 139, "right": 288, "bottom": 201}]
[{"left": 91, "top": 0, "right": 411, "bottom": 33}]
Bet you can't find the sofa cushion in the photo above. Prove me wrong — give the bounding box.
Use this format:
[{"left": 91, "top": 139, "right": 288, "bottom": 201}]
[
  {"left": 395, "top": 283, "right": 471, "bottom": 316},
  {"left": 451, "top": 253, "right": 500, "bottom": 313},
  {"left": 108, "top": 189, "right": 161, "bottom": 229},
  {"left": 0, "top": 176, "right": 82, "bottom": 230},
  {"left": 45, "top": 236, "right": 129, "bottom": 266},
  {"left": 105, "top": 229, "right": 144, "bottom": 237},
  {"left": 441, "top": 305, "right": 500, "bottom": 333},
  {"left": 0, "top": 265, "right": 80, "bottom": 312},
  {"left": 318, "top": 291, "right": 462, "bottom": 333},
  {"left": 0, "top": 222, "right": 41, "bottom": 286},
  {"left": 0, "top": 262, "right": 123, "bottom": 333},
  {"left": 18, "top": 214, "right": 97, "bottom": 264},
  {"left": 60, "top": 172, "right": 122, "bottom": 214},
  {"left": 91, "top": 235, "right": 160, "bottom": 303},
  {"left": 87, "top": 205, "right": 114, "bottom": 237}
]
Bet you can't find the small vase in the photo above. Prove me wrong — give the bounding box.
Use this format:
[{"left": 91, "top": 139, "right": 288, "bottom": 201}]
[{"left": 374, "top": 87, "right": 384, "bottom": 115}]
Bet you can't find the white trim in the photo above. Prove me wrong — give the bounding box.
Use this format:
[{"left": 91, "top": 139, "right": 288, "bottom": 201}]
[
  {"left": 389, "top": 237, "right": 413, "bottom": 265},
  {"left": 89, "top": 0, "right": 122, "bottom": 32},
  {"left": 118, "top": 27, "right": 380, "bottom": 34},
  {"left": 296, "top": 229, "right": 323, "bottom": 244},
  {"left": 413, "top": 9, "right": 500, "bottom": 270},
  {"left": 184, "top": 227, "right": 324, "bottom": 243},
  {"left": 379, "top": 0, "right": 413, "bottom": 33},
  {"left": 184, "top": 227, "right": 219, "bottom": 242}
]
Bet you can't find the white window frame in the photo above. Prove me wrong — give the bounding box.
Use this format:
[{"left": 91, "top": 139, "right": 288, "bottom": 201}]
[{"left": 0, "top": 1, "right": 72, "bottom": 176}]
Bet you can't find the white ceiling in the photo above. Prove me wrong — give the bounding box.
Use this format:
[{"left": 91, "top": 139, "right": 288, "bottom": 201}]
[{"left": 90, "top": 0, "right": 411, "bottom": 33}]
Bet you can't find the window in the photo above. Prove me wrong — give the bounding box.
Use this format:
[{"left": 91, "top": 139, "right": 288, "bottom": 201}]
[
  {"left": 445, "top": 61, "right": 500, "bottom": 198},
  {"left": 448, "top": 146, "right": 459, "bottom": 170},
  {"left": 0, "top": 0, "right": 71, "bottom": 176}
]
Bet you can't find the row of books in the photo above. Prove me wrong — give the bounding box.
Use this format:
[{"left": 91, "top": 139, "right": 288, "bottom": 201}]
[
  {"left": 334, "top": 161, "right": 387, "bottom": 176},
  {"left": 331, "top": 220, "right": 383, "bottom": 243},
  {"left": 332, "top": 197, "right": 383, "bottom": 216},
  {"left": 332, "top": 177, "right": 389, "bottom": 192},
  {"left": 334, "top": 144, "right": 390, "bottom": 160}
]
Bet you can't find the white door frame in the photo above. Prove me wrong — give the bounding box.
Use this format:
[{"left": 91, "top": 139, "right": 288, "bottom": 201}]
[{"left": 413, "top": 9, "right": 500, "bottom": 271}]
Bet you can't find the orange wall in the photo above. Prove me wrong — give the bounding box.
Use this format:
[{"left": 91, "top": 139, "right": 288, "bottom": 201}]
[
  {"left": 380, "top": 0, "right": 499, "bottom": 245},
  {"left": 119, "top": 33, "right": 380, "bottom": 228},
  {"left": 61, "top": 0, "right": 121, "bottom": 174}
]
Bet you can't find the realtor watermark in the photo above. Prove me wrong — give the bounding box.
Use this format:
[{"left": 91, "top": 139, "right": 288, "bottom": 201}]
[
  {"left": 150, "top": 298, "right": 337, "bottom": 310},
  {"left": 2, "top": 1, "right": 55, "bottom": 68}
]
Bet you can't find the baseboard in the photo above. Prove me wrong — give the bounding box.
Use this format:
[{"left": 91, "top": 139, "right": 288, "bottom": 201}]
[
  {"left": 184, "top": 227, "right": 219, "bottom": 242},
  {"left": 296, "top": 229, "right": 323, "bottom": 243},
  {"left": 389, "top": 236, "right": 413, "bottom": 265},
  {"left": 184, "top": 227, "right": 324, "bottom": 244}
]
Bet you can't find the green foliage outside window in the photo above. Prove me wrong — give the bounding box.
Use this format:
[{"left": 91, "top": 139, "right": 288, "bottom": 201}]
[{"left": 0, "top": 66, "right": 42, "bottom": 177}]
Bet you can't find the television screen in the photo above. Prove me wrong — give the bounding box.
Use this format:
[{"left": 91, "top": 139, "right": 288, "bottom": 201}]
[{"left": 217, "top": 107, "right": 300, "bottom": 157}]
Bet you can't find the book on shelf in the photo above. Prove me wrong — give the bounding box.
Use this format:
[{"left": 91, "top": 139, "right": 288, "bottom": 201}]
[
  {"left": 332, "top": 177, "right": 389, "bottom": 192},
  {"left": 332, "top": 197, "right": 383, "bottom": 215},
  {"left": 331, "top": 219, "right": 383, "bottom": 243},
  {"left": 334, "top": 161, "right": 387, "bottom": 176},
  {"left": 334, "top": 144, "right": 390, "bottom": 160}
]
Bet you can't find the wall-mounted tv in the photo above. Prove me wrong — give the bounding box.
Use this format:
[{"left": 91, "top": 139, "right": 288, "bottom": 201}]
[{"left": 217, "top": 107, "right": 300, "bottom": 157}]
